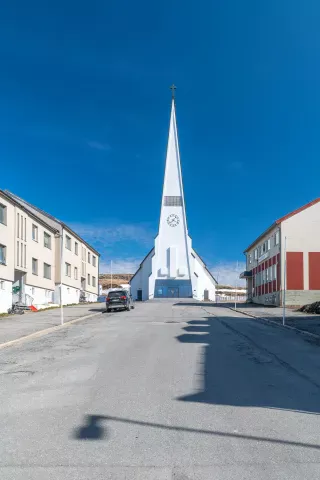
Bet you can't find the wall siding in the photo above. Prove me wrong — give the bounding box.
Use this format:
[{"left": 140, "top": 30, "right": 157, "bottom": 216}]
[{"left": 287, "top": 252, "right": 304, "bottom": 290}]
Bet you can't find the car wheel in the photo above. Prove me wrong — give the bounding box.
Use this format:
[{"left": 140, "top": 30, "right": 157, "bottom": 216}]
[
  {"left": 131, "top": 305, "right": 135, "bottom": 309},
  {"left": 106, "top": 308, "right": 110, "bottom": 313}
]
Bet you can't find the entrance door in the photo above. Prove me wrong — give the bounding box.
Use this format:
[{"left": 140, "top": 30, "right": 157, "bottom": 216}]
[
  {"left": 137, "top": 289, "right": 142, "bottom": 301},
  {"left": 204, "top": 289, "right": 209, "bottom": 300},
  {"left": 168, "top": 287, "right": 179, "bottom": 298}
]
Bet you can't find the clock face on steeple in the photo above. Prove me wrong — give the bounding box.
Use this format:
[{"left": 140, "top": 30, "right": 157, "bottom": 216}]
[{"left": 167, "top": 214, "right": 180, "bottom": 227}]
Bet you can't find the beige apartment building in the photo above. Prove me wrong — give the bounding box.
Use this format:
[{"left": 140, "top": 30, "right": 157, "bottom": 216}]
[
  {"left": 241, "top": 198, "right": 320, "bottom": 307},
  {"left": 0, "top": 190, "right": 100, "bottom": 313}
]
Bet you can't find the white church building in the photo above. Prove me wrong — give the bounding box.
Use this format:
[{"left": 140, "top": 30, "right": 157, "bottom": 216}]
[{"left": 130, "top": 91, "right": 217, "bottom": 301}]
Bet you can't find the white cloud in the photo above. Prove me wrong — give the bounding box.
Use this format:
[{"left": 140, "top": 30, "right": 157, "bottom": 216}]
[
  {"left": 210, "top": 261, "right": 246, "bottom": 287},
  {"left": 87, "top": 140, "right": 111, "bottom": 151},
  {"left": 99, "top": 258, "right": 141, "bottom": 274},
  {"left": 69, "top": 222, "right": 153, "bottom": 248}
]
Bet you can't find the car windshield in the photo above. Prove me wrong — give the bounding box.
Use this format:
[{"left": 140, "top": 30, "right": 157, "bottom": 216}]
[{"left": 108, "top": 291, "right": 127, "bottom": 297}]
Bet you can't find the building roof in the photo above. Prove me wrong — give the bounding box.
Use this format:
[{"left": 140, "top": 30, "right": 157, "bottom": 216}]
[
  {"left": 3, "top": 190, "right": 100, "bottom": 256},
  {"left": 244, "top": 197, "right": 320, "bottom": 253},
  {"left": 0, "top": 190, "right": 59, "bottom": 234},
  {"left": 129, "top": 248, "right": 155, "bottom": 283}
]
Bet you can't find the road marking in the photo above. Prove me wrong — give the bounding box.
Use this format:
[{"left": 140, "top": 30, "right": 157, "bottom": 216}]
[{"left": 0, "top": 312, "right": 105, "bottom": 351}]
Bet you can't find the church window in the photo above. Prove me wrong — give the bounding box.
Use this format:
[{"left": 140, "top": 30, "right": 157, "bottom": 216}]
[{"left": 164, "top": 196, "right": 182, "bottom": 206}]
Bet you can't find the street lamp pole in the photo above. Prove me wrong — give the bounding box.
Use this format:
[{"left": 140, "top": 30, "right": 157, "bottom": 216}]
[
  {"left": 60, "top": 229, "right": 64, "bottom": 326},
  {"left": 282, "top": 236, "right": 287, "bottom": 326}
]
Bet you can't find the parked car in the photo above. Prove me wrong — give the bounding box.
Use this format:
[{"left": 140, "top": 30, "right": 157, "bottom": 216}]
[{"left": 106, "top": 290, "right": 135, "bottom": 312}]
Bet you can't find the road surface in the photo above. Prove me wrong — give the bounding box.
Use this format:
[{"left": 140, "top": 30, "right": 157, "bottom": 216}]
[{"left": 0, "top": 300, "right": 320, "bottom": 479}]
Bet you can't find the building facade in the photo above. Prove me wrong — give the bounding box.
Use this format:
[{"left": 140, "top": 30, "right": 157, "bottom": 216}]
[
  {"left": 130, "top": 95, "right": 217, "bottom": 301},
  {"left": 0, "top": 190, "right": 99, "bottom": 313},
  {"left": 241, "top": 198, "right": 320, "bottom": 307}
]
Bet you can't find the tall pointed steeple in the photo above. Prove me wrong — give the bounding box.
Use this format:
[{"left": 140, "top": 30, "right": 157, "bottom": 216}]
[
  {"left": 153, "top": 88, "right": 192, "bottom": 289},
  {"left": 161, "top": 96, "right": 188, "bottom": 233},
  {"left": 130, "top": 87, "right": 217, "bottom": 301}
]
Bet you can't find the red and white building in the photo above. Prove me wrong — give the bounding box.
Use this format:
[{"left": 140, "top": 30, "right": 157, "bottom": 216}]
[{"left": 240, "top": 198, "right": 320, "bottom": 307}]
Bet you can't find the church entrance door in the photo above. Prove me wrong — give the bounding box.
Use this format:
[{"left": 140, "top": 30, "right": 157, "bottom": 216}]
[{"left": 168, "top": 287, "right": 179, "bottom": 298}]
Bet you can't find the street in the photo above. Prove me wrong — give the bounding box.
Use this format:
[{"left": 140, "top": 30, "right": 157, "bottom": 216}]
[{"left": 0, "top": 300, "right": 320, "bottom": 479}]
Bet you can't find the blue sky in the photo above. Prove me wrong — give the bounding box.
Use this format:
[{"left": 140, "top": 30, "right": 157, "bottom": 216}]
[{"left": 1, "top": 0, "right": 320, "bottom": 284}]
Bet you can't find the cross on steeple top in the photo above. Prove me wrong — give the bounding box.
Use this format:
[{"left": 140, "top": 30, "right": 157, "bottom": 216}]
[{"left": 170, "top": 84, "right": 176, "bottom": 99}]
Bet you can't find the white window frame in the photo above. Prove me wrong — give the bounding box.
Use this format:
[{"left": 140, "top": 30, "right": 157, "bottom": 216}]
[
  {"left": 43, "top": 262, "right": 51, "bottom": 279},
  {"left": 65, "top": 262, "right": 71, "bottom": 277},
  {"left": 65, "top": 235, "right": 71, "bottom": 250},
  {"left": 92, "top": 255, "right": 96, "bottom": 267},
  {"left": 88, "top": 252, "right": 91, "bottom": 264},
  {"left": 75, "top": 242, "right": 78, "bottom": 255},
  {"left": 92, "top": 276, "right": 96, "bottom": 287},
  {"left": 0, "top": 280, "right": 4, "bottom": 290},
  {"left": 267, "top": 238, "right": 271, "bottom": 251},
  {"left": 32, "top": 224, "right": 38, "bottom": 242},
  {"left": 74, "top": 267, "right": 78, "bottom": 280},
  {"left": 275, "top": 230, "right": 280, "bottom": 246},
  {"left": 32, "top": 258, "right": 38, "bottom": 275},
  {"left": 0, "top": 244, "right": 6, "bottom": 265},
  {"left": 44, "top": 232, "right": 51, "bottom": 249},
  {"left": 88, "top": 273, "right": 90, "bottom": 285},
  {"left": 0, "top": 203, "right": 7, "bottom": 225}
]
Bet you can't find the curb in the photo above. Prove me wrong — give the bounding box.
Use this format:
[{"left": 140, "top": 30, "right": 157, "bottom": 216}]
[
  {"left": 229, "top": 308, "right": 320, "bottom": 341},
  {"left": 0, "top": 312, "right": 104, "bottom": 351}
]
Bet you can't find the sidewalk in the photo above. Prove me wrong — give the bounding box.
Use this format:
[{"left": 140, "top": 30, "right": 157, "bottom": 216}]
[
  {"left": 0, "top": 303, "right": 106, "bottom": 345},
  {"left": 232, "top": 303, "right": 320, "bottom": 337}
]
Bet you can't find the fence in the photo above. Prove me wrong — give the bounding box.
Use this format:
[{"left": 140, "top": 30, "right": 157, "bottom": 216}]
[{"left": 215, "top": 295, "right": 247, "bottom": 303}]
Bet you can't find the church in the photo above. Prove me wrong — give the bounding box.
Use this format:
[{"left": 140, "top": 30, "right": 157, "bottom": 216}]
[{"left": 130, "top": 89, "right": 217, "bottom": 301}]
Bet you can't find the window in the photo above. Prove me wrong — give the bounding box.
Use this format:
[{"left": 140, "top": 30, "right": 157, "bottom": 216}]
[
  {"left": 267, "top": 238, "right": 271, "bottom": 251},
  {"left": 164, "top": 196, "right": 182, "bottom": 206},
  {"left": 81, "top": 262, "right": 85, "bottom": 276},
  {"left": 274, "top": 264, "right": 277, "bottom": 281},
  {"left": 32, "top": 224, "right": 38, "bottom": 242},
  {"left": 275, "top": 230, "right": 280, "bottom": 246},
  {"left": 17, "top": 213, "right": 20, "bottom": 237},
  {"left": 88, "top": 252, "right": 91, "bottom": 263},
  {"left": 44, "top": 232, "right": 51, "bottom": 249},
  {"left": 44, "top": 263, "right": 51, "bottom": 279},
  {"left": 254, "top": 249, "right": 258, "bottom": 260},
  {"left": 0, "top": 280, "right": 5, "bottom": 290},
  {"left": 248, "top": 254, "right": 252, "bottom": 265},
  {"left": 88, "top": 273, "right": 90, "bottom": 285},
  {"left": 65, "top": 262, "right": 71, "bottom": 277},
  {"left": 262, "top": 242, "right": 266, "bottom": 254},
  {"left": 92, "top": 276, "right": 96, "bottom": 287},
  {"left": 92, "top": 255, "right": 96, "bottom": 267},
  {"left": 75, "top": 242, "right": 78, "bottom": 255},
  {"left": 24, "top": 244, "right": 26, "bottom": 268},
  {"left": 0, "top": 204, "right": 7, "bottom": 225},
  {"left": 20, "top": 242, "right": 23, "bottom": 267},
  {"left": 17, "top": 241, "right": 19, "bottom": 266},
  {"left": 21, "top": 215, "right": 23, "bottom": 241},
  {"left": 82, "top": 247, "right": 86, "bottom": 261},
  {"left": 74, "top": 267, "right": 78, "bottom": 280},
  {"left": 0, "top": 245, "right": 6, "bottom": 265},
  {"left": 24, "top": 218, "right": 26, "bottom": 241},
  {"left": 266, "top": 268, "right": 269, "bottom": 282},
  {"left": 31, "top": 287, "right": 35, "bottom": 295},
  {"left": 32, "top": 258, "right": 38, "bottom": 275},
  {"left": 65, "top": 235, "right": 71, "bottom": 250}
]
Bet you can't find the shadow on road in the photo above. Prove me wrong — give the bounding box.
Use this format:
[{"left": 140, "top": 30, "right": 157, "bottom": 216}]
[
  {"left": 73, "top": 413, "right": 320, "bottom": 450},
  {"left": 176, "top": 315, "right": 320, "bottom": 414}
]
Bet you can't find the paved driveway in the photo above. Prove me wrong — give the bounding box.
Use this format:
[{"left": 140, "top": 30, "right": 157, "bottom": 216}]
[{"left": 0, "top": 300, "right": 320, "bottom": 479}]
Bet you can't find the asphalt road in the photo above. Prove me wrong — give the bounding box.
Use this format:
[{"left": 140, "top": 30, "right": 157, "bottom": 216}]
[{"left": 0, "top": 300, "right": 320, "bottom": 479}]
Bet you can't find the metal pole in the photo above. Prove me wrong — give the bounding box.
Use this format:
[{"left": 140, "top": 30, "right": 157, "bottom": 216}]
[
  {"left": 235, "top": 261, "right": 239, "bottom": 310},
  {"left": 282, "top": 236, "right": 286, "bottom": 326},
  {"left": 60, "top": 229, "right": 64, "bottom": 325},
  {"left": 110, "top": 260, "right": 113, "bottom": 288}
]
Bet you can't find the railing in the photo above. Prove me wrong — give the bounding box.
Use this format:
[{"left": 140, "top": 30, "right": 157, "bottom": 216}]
[{"left": 12, "top": 293, "right": 33, "bottom": 307}]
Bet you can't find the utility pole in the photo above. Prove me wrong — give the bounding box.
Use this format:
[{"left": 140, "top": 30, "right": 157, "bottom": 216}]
[
  {"left": 235, "top": 260, "right": 239, "bottom": 310},
  {"left": 60, "top": 229, "right": 64, "bottom": 325},
  {"left": 110, "top": 260, "right": 113, "bottom": 289}
]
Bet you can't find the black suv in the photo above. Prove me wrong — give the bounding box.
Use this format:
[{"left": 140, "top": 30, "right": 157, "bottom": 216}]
[{"left": 106, "top": 290, "right": 135, "bottom": 312}]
